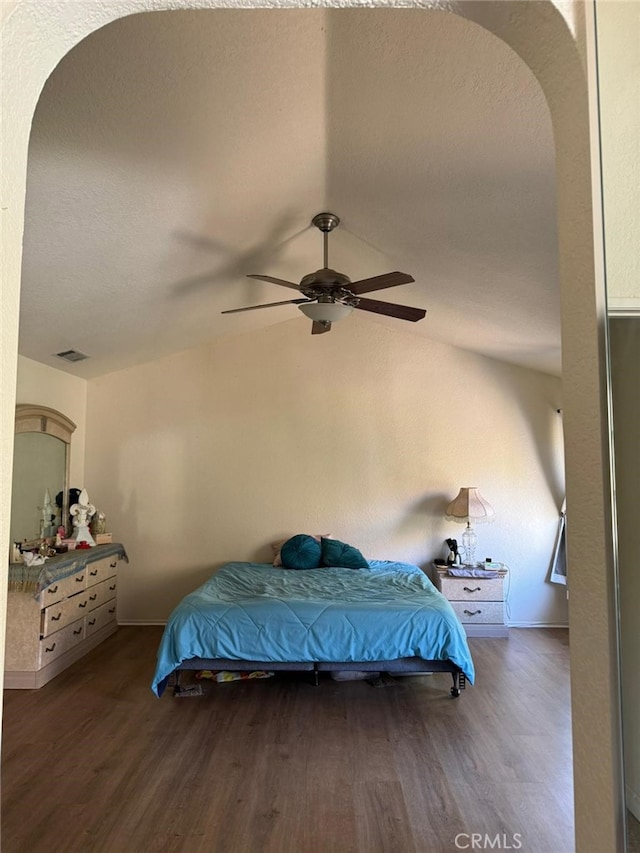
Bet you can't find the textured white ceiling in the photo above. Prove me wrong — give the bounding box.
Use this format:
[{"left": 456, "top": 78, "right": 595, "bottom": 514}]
[{"left": 19, "top": 8, "right": 560, "bottom": 378}]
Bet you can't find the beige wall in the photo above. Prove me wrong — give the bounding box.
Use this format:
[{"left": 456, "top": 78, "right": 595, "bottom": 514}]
[
  {"left": 598, "top": 0, "right": 640, "bottom": 310},
  {"left": 83, "top": 316, "right": 566, "bottom": 624}
]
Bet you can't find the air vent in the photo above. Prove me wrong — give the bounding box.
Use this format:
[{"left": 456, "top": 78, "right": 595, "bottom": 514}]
[{"left": 55, "top": 349, "right": 90, "bottom": 363}]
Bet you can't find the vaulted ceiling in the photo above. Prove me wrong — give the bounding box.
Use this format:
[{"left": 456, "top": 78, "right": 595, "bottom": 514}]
[{"left": 19, "top": 7, "right": 560, "bottom": 378}]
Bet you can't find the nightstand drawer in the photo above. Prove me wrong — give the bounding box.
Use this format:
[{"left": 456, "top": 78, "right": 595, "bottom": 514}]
[
  {"left": 450, "top": 601, "right": 504, "bottom": 624},
  {"left": 439, "top": 577, "right": 504, "bottom": 601}
]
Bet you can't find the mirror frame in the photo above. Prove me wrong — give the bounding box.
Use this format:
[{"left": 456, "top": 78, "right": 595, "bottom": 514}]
[{"left": 14, "top": 405, "right": 76, "bottom": 539}]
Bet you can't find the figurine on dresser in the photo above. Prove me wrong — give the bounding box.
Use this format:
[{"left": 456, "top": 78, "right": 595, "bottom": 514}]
[{"left": 70, "top": 488, "right": 96, "bottom": 546}]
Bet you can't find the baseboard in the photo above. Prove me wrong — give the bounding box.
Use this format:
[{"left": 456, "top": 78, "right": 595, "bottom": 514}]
[
  {"left": 608, "top": 297, "right": 640, "bottom": 317},
  {"left": 118, "top": 618, "right": 569, "bottom": 637},
  {"left": 627, "top": 784, "right": 640, "bottom": 823},
  {"left": 118, "top": 620, "right": 570, "bottom": 630},
  {"left": 464, "top": 625, "right": 509, "bottom": 638}
]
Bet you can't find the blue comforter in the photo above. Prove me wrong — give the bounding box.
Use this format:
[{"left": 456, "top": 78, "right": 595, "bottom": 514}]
[{"left": 151, "top": 560, "right": 474, "bottom": 696}]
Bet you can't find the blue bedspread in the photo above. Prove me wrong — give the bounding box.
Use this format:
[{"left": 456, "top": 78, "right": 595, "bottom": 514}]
[{"left": 151, "top": 560, "right": 474, "bottom": 696}]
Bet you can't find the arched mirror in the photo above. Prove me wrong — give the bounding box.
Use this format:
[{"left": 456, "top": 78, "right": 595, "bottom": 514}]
[{"left": 9, "top": 405, "right": 76, "bottom": 548}]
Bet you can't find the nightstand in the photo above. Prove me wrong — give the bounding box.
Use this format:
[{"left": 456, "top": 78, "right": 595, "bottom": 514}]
[{"left": 433, "top": 565, "right": 508, "bottom": 638}]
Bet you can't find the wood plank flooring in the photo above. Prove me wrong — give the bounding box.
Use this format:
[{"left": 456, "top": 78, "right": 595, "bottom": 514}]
[{"left": 2, "top": 627, "right": 574, "bottom": 853}]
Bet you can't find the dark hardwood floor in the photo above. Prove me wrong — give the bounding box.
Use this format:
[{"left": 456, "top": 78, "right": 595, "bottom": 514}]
[{"left": 2, "top": 627, "right": 574, "bottom": 853}]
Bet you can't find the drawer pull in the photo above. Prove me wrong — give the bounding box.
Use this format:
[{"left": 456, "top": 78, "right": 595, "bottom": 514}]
[
  {"left": 110, "top": 561, "right": 117, "bottom": 568},
  {"left": 89, "top": 594, "right": 97, "bottom": 601},
  {"left": 463, "top": 609, "right": 482, "bottom": 617},
  {"left": 78, "top": 601, "right": 88, "bottom": 609},
  {"left": 108, "top": 607, "right": 116, "bottom": 614},
  {"left": 76, "top": 575, "right": 85, "bottom": 583},
  {"left": 45, "top": 642, "right": 56, "bottom": 653},
  {"left": 51, "top": 612, "right": 62, "bottom": 621},
  {"left": 73, "top": 627, "right": 82, "bottom": 635},
  {"left": 47, "top": 585, "right": 59, "bottom": 595},
  {"left": 88, "top": 618, "right": 96, "bottom": 626},
  {"left": 109, "top": 584, "right": 116, "bottom": 591},
  {"left": 90, "top": 569, "right": 98, "bottom": 576},
  {"left": 463, "top": 586, "right": 482, "bottom": 593}
]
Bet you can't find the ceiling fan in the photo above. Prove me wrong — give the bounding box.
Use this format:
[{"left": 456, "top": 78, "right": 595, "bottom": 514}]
[{"left": 221, "top": 213, "right": 427, "bottom": 335}]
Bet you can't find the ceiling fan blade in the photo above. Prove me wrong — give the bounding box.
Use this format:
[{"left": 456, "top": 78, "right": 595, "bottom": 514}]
[
  {"left": 247, "top": 274, "right": 300, "bottom": 291},
  {"left": 312, "top": 321, "right": 331, "bottom": 335},
  {"left": 348, "top": 271, "right": 415, "bottom": 296},
  {"left": 354, "top": 297, "right": 426, "bottom": 322},
  {"left": 222, "top": 298, "right": 310, "bottom": 315}
]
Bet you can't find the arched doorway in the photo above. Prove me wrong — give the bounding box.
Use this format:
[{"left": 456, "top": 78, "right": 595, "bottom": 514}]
[{"left": 0, "top": 2, "right": 622, "bottom": 849}]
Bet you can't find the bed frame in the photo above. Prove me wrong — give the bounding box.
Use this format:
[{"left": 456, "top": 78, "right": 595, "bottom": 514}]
[{"left": 171, "top": 656, "right": 467, "bottom": 697}]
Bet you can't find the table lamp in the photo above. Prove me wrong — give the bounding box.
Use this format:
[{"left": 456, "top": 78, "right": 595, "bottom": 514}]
[{"left": 445, "top": 487, "right": 495, "bottom": 566}]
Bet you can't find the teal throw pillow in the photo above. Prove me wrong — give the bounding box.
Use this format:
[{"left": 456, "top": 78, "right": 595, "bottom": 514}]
[
  {"left": 321, "top": 537, "right": 369, "bottom": 569},
  {"left": 280, "top": 534, "right": 323, "bottom": 570}
]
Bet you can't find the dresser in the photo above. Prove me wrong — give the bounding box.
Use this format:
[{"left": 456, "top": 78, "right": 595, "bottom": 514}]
[
  {"left": 433, "top": 564, "right": 508, "bottom": 637},
  {"left": 5, "top": 544, "right": 126, "bottom": 688}
]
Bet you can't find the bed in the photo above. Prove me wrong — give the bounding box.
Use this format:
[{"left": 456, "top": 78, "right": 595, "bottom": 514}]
[{"left": 151, "top": 559, "right": 475, "bottom": 698}]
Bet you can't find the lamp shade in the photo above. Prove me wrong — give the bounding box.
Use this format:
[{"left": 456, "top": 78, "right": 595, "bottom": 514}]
[
  {"left": 298, "top": 302, "right": 353, "bottom": 323},
  {"left": 445, "top": 487, "right": 495, "bottom": 523}
]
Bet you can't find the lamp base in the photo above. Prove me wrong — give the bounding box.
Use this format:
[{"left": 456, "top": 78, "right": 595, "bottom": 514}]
[{"left": 461, "top": 522, "right": 477, "bottom": 566}]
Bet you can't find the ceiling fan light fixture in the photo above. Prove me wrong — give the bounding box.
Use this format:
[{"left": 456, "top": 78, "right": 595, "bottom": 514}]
[{"left": 298, "top": 302, "right": 354, "bottom": 324}]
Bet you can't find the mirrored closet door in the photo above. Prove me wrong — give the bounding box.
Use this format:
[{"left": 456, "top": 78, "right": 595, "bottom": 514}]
[
  {"left": 608, "top": 317, "right": 640, "bottom": 850},
  {"left": 594, "top": 1, "right": 640, "bottom": 849}
]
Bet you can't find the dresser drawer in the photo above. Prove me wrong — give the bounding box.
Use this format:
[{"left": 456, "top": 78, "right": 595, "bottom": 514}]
[
  {"left": 37, "top": 568, "right": 88, "bottom": 607},
  {"left": 85, "top": 556, "right": 119, "bottom": 586},
  {"left": 40, "top": 590, "right": 90, "bottom": 637},
  {"left": 38, "top": 619, "right": 85, "bottom": 667},
  {"left": 438, "top": 577, "right": 504, "bottom": 601},
  {"left": 450, "top": 600, "right": 504, "bottom": 624},
  {"left": 87, "top": 577, "right": 117, "bottom": 611},
  {"left": 86, "top": 600, "right": 117, "bottom": 637}
]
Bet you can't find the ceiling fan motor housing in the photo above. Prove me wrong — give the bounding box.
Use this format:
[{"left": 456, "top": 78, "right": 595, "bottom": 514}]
[{"left": 300, "top": 268, "right": 354, "bottom": 301}]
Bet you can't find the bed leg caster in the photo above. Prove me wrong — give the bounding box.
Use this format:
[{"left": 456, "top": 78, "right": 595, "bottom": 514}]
[
  {"left": 450, "top": 670, "right": 465, "bottom": 698},
  {"left": 173, "top": 670, "right": 182, "bottom": 696},
  {"left": 314, "top": 667, "right": 319, "bottom": 687}
]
